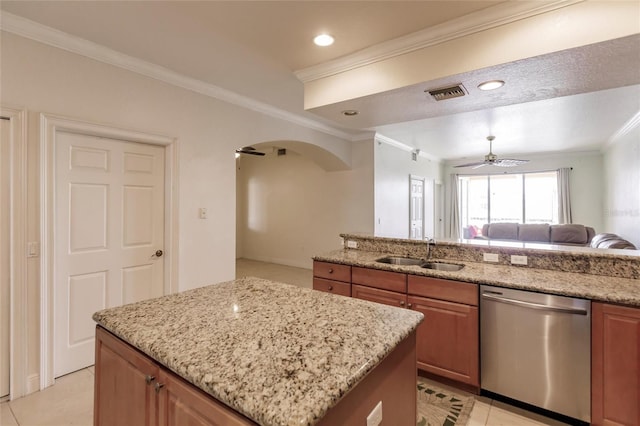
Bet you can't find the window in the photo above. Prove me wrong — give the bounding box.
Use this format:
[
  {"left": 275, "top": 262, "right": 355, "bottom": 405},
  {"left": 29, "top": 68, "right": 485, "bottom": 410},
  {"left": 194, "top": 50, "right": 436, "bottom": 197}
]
[{"left": 459, "top": 171, "right": 558, "bottom": 235}]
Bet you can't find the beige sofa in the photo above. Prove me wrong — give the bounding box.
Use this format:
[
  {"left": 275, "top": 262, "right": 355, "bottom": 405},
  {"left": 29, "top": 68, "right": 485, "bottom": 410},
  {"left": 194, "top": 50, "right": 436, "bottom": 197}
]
[
  {"left": 477, "top": 223, "right": 596, "bottom": 245},
  {"left": 590, "top": 233, "right": 637, "bottom": 249}
]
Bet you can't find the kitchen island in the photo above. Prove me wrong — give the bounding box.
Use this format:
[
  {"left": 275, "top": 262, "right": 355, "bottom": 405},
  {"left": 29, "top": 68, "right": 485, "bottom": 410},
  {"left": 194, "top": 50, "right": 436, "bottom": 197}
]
[{"left": 92, "top": 277, "right": 424, "bottom": 426}]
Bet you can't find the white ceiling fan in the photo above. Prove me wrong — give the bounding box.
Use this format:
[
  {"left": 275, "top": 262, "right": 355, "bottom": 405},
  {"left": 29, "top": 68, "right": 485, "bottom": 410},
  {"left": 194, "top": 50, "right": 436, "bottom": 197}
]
[{"left": 454, "top": 136, "right": 529, "bottom": 169}]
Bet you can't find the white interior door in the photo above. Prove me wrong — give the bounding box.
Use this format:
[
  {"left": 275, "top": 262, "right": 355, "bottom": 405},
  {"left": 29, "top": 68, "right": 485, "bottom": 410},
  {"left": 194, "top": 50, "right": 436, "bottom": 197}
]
[
  {"left": 410, "top": 176, "right": 425, "bottom": 240},
  {"left": 54, "top": 131, "right": 165, "bottom": 377},
  {"left": 1, "top": 118, "right": 10, "bottom": 397}
]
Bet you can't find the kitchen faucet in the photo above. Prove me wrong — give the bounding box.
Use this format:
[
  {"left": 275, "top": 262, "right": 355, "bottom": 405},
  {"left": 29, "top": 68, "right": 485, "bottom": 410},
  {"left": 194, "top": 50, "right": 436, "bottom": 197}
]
[{"left": 425, "top": 238, "right": 435, "bottom": 260}]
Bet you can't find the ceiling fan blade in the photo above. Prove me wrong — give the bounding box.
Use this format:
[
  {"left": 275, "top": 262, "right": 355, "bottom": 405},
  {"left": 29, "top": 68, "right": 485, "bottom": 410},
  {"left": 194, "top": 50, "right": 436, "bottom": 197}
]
[
  {"left": 236, "top": 146, "right": 266, "bottom": 156},
  {"left": 239, "top": 150, "right": 265, "bottom": 156},
  {"left": 494, "top": 158, "right": 529, "bottom": 167},
  {"left": 454, "top": 161, "right": 487, "bottom": 168}
]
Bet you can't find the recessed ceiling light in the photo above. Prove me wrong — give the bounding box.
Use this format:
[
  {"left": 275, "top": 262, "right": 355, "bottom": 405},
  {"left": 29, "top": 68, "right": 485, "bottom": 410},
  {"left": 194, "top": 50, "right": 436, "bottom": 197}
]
[
  {"left": 314, "top": 34, "right": 334, "bottom": 47},
  {"left": 342, "top": 110, "right": 359, "bottom": 116},
  {"left": 478, "top": 80, "right": 505, "bottom": 91}
]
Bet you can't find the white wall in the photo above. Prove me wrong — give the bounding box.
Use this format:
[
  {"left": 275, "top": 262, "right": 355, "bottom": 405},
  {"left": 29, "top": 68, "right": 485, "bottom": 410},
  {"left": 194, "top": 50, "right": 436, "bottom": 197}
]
[
  {"left": 443, "top": 151, "right": 605, "bottom": 236},
  {"left": 1, "top": 32, "right": 353, "bottom": 391},
  {"left": 236, "top": 141, "right": 374, "bottom": 269},
  {"left": 603, "top": 124, "right": 640, "bottom": 247},
  {"left": 374, "top": 141, "right": 443, "bottom": 239}
]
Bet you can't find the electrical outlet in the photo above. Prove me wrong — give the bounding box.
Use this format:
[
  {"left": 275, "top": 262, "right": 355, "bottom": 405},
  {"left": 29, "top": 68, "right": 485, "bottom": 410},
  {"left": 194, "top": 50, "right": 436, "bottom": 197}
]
[
  {"left": 511, "top": 255, "right": 528, "bottom": 265},
  {"left": 346, "top": 240, "right": 358, "bottom": 249},
  {"left": 483, "top": 253, "right": 499, "bottom": 262},
  {"left": 366, "top": 401, "right": 383, "bottom": 426}
]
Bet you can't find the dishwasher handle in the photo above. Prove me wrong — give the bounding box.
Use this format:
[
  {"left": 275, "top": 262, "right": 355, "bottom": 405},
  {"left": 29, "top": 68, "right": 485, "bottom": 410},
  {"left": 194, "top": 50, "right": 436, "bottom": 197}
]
[{"left": 481, "top": 293, "right": 588, "bottom": 315}]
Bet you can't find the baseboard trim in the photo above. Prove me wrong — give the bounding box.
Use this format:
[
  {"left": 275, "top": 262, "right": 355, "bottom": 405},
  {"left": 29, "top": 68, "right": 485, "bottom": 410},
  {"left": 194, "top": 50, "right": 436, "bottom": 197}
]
[
  {"left": 26, "top": 373, "right": 39, "bottom": 395},
  {"left": 239, "top": 256, "right": 312, "bottom": 271}
]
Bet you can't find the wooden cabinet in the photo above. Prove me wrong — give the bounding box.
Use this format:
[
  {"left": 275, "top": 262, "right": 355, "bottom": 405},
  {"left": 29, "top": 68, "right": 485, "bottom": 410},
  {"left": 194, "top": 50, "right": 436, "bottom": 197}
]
[
  {"left": 157, "top": 369, "right": 253, "bottom": 426},
  {"left": 94, "top": 324, "right": 159, "bottom": 426},
  {"left": 352, "top": 284, "right": 407, "bottom": 309},
  {"left": 592, "top": 302, "right": 640, "bottom": 426},
  {"left": 407, "top": 275, "right": 479, "bottom": 388},
  {"left": 352, "top": 266, "right": 407, "bottom": 293},
  {"left": 317, "top": 260, "right": 479, "bottom": 389},
  {"left": 95, "top": 326, "right": 256, "bottom": 426},
  {"left": 313, "top": 261, "right": 351, "bottom": 296},
  {"left": 408, "top": 296, "right": 478, "bottom": 387},
  {"left": 96, "top": 325, "right": 418, "bottom": 426}
]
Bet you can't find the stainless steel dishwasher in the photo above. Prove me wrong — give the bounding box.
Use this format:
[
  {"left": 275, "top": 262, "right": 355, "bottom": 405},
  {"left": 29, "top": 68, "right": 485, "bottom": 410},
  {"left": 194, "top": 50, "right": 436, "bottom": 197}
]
[{"left": 480, "top": 285, "right": 591, "bottom": 423}]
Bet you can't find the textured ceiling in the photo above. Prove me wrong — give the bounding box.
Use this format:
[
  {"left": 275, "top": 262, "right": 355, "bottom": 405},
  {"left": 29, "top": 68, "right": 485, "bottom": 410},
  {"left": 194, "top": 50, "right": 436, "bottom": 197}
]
[{"left": 1, "top": 1, "right": 639, "bottom": 160}]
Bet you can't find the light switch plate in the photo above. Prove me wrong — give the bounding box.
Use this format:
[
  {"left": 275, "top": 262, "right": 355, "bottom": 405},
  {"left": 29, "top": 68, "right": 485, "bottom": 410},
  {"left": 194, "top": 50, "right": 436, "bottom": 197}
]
[
  {"left": 346, "top": 240, "right": 358, "bottom": 249},
  {"left": 199, "top": 207, "right": 208, "bottom": 219}
]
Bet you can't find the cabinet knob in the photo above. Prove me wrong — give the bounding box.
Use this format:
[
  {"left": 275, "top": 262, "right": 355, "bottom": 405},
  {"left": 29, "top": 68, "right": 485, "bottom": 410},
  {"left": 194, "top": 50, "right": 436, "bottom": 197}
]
[
  {"left": 145, "top": 375, "right": 155, "bottom": 385},
  {"left": 400, "top": 301, "right": 405, "bottom": 306},
  {"left": 154, "top": 382, "right": 165, "bottom": 393},
  {"left": 328, "top": 268, "right": 333, "bottom": 274},
  {"left": 328, "top": 285, "right": 333, "bottom": 291},
  {"left": 407, "top": 303, "right": 413, "bottom": 308}
]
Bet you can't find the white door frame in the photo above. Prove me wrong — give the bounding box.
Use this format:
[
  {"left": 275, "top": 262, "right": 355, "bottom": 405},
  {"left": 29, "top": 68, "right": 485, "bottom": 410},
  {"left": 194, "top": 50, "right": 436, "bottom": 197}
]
[
  {"left": 409, "top": 175, "right": 426, "bottom": 240},
  {"left": 40, "top": 113, "right": 179, "bottom": 389},
  {"left": 1, "top": 106, "right": 27, "bottom": 400}
]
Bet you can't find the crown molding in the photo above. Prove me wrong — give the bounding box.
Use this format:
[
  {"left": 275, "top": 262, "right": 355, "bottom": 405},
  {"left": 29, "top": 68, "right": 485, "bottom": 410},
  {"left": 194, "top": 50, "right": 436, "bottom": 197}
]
[
  {"left": 0, "top": 11, "right": 357, "bottom": 141},
  {"left": 605, "top": 110, "right": 640, "bottom": 149},
  {"left": 375, "top": 133, "right": 441, "bottom": 163},
  {"left": 295, "top": 0, "right": 583, "bottom": 83}
]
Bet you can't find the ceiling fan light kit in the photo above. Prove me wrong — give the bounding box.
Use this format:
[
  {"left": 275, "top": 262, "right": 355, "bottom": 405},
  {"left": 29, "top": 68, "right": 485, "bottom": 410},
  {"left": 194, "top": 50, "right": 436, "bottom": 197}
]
[{"left": 454, "top": 136, "right": 529, "bottom": 169}]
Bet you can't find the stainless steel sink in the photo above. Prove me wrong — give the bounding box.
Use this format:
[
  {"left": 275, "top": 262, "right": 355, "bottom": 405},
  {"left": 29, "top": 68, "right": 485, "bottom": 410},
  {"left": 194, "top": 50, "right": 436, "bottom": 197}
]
[
  {"left": 376, "top": 256, "right": 424, "bottom": 266},
  {"left": 422, "top": 262, "right": 464, "bottom": 271}
]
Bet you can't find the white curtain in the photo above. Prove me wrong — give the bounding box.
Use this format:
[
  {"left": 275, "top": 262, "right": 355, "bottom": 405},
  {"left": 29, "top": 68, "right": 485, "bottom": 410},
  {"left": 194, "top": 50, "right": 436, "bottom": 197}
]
[
  {"left": 448, "top": 174, "right": 461, "bottom": 239},
  {"left": 558, "top": 168, "right": 572, "bottom": 224}
]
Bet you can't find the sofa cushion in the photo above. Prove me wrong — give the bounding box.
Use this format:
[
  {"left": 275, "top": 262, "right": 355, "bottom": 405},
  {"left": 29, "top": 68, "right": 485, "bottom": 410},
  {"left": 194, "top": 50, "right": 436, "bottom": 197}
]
[
  {"left": 517, "top": 224, "right": 550, "bottom": 242},
  {"left": 591, "top": 233, "right": 637, "bottom": 249},
  {"left": 550, "top": 224, "right": 588, "bottom": 244},
  {"left": 487, "top": 223, "right": 519, "bottom": 240}
]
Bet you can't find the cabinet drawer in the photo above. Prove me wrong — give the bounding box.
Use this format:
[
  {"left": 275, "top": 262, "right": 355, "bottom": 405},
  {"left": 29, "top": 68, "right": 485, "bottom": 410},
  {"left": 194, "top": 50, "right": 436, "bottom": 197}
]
[
  {"left": 352, "top": 267, "right": 407, "bottom": 293},
  {"left": 313, "top": 261, "right": 351, "bottom": 283},
  {"left": 313, "top": 278, "right": 351, "bottom": 297},
  {"left": 408, "top": 275, "right": 477, "bottom": 306},
  {"left": 352, "top": 284, "right": 407, "bottom": 309}
]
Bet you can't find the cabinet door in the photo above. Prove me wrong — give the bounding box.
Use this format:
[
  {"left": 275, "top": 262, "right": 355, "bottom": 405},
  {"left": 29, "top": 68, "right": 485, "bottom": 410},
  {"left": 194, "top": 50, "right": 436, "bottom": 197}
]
[
  {"left": 592, "top": 302, "right": 640, "bottom": 426},
  {"left": 313, "top": 278, "right": 351, "bottom": 297},
  {"left": 352, "top": 284, "right": 407, "bottom": 309},
  {"left": 157, "top": 369, "right": 255, "bottom": 426},
  {"left": 408, "top": 296, "right": 479, "bottom": 387},
  {"left": 94, "top": 326, "right": 158, "bottom": 426}
]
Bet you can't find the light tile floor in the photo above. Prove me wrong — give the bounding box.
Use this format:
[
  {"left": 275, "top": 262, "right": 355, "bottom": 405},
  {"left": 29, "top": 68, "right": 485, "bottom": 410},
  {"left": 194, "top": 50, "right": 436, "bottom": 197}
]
[{"left": 0, "top": 259, "right": 569, "bottom": 426}]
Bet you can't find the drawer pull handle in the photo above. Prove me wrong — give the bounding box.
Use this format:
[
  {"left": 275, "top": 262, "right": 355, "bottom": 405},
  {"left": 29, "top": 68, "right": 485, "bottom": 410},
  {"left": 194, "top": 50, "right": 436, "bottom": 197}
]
[
  {"left": 328, "top": 285, "right": 333, "bottom": 291},
  {"left": 154, "top": 382, "right": 165, "bottom": 393},
  {"left": 328, "top": 268, "right": 334, "bottom": 273},
  {"left": 145, "top": 375, "right": 155, "bottom": 385}
]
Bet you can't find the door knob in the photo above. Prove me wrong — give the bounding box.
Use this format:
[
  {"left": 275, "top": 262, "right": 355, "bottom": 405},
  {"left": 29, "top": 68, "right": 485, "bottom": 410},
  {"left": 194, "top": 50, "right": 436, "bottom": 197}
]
[{"left": 155, "top": 250, "right": 163, "bottom": 257}]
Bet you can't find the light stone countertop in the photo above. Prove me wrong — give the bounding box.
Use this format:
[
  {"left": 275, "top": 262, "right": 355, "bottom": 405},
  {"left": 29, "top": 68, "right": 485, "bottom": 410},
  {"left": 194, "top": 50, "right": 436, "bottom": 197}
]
[
  {"left": 93, "top": 277, "right": 424, "bottom": 426},
  {"left": 313, "top": 249, "right": 640, "bottom": 307}
]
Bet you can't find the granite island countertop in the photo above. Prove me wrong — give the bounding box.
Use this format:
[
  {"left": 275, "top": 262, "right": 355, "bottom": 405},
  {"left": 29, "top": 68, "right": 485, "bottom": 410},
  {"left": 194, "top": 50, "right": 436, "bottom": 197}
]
[
  {"left": 92, "top": 277, "right": 423, "bottom": 426},
  {"left": 313, "top": 249, "right": 640, "bottom": 307}
]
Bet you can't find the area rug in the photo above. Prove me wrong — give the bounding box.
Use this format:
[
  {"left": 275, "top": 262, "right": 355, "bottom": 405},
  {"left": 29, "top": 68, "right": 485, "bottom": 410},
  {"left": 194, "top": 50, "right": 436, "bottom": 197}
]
[{"left": 417, "top": 378, "right": 475, "bottom": 426}]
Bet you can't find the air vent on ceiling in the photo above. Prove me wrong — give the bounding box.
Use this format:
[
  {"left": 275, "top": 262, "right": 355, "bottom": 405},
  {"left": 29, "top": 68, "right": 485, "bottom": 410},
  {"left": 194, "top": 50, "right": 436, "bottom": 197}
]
[{"left": 426, "top": 84, "right": 467, "bottom": 101}]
